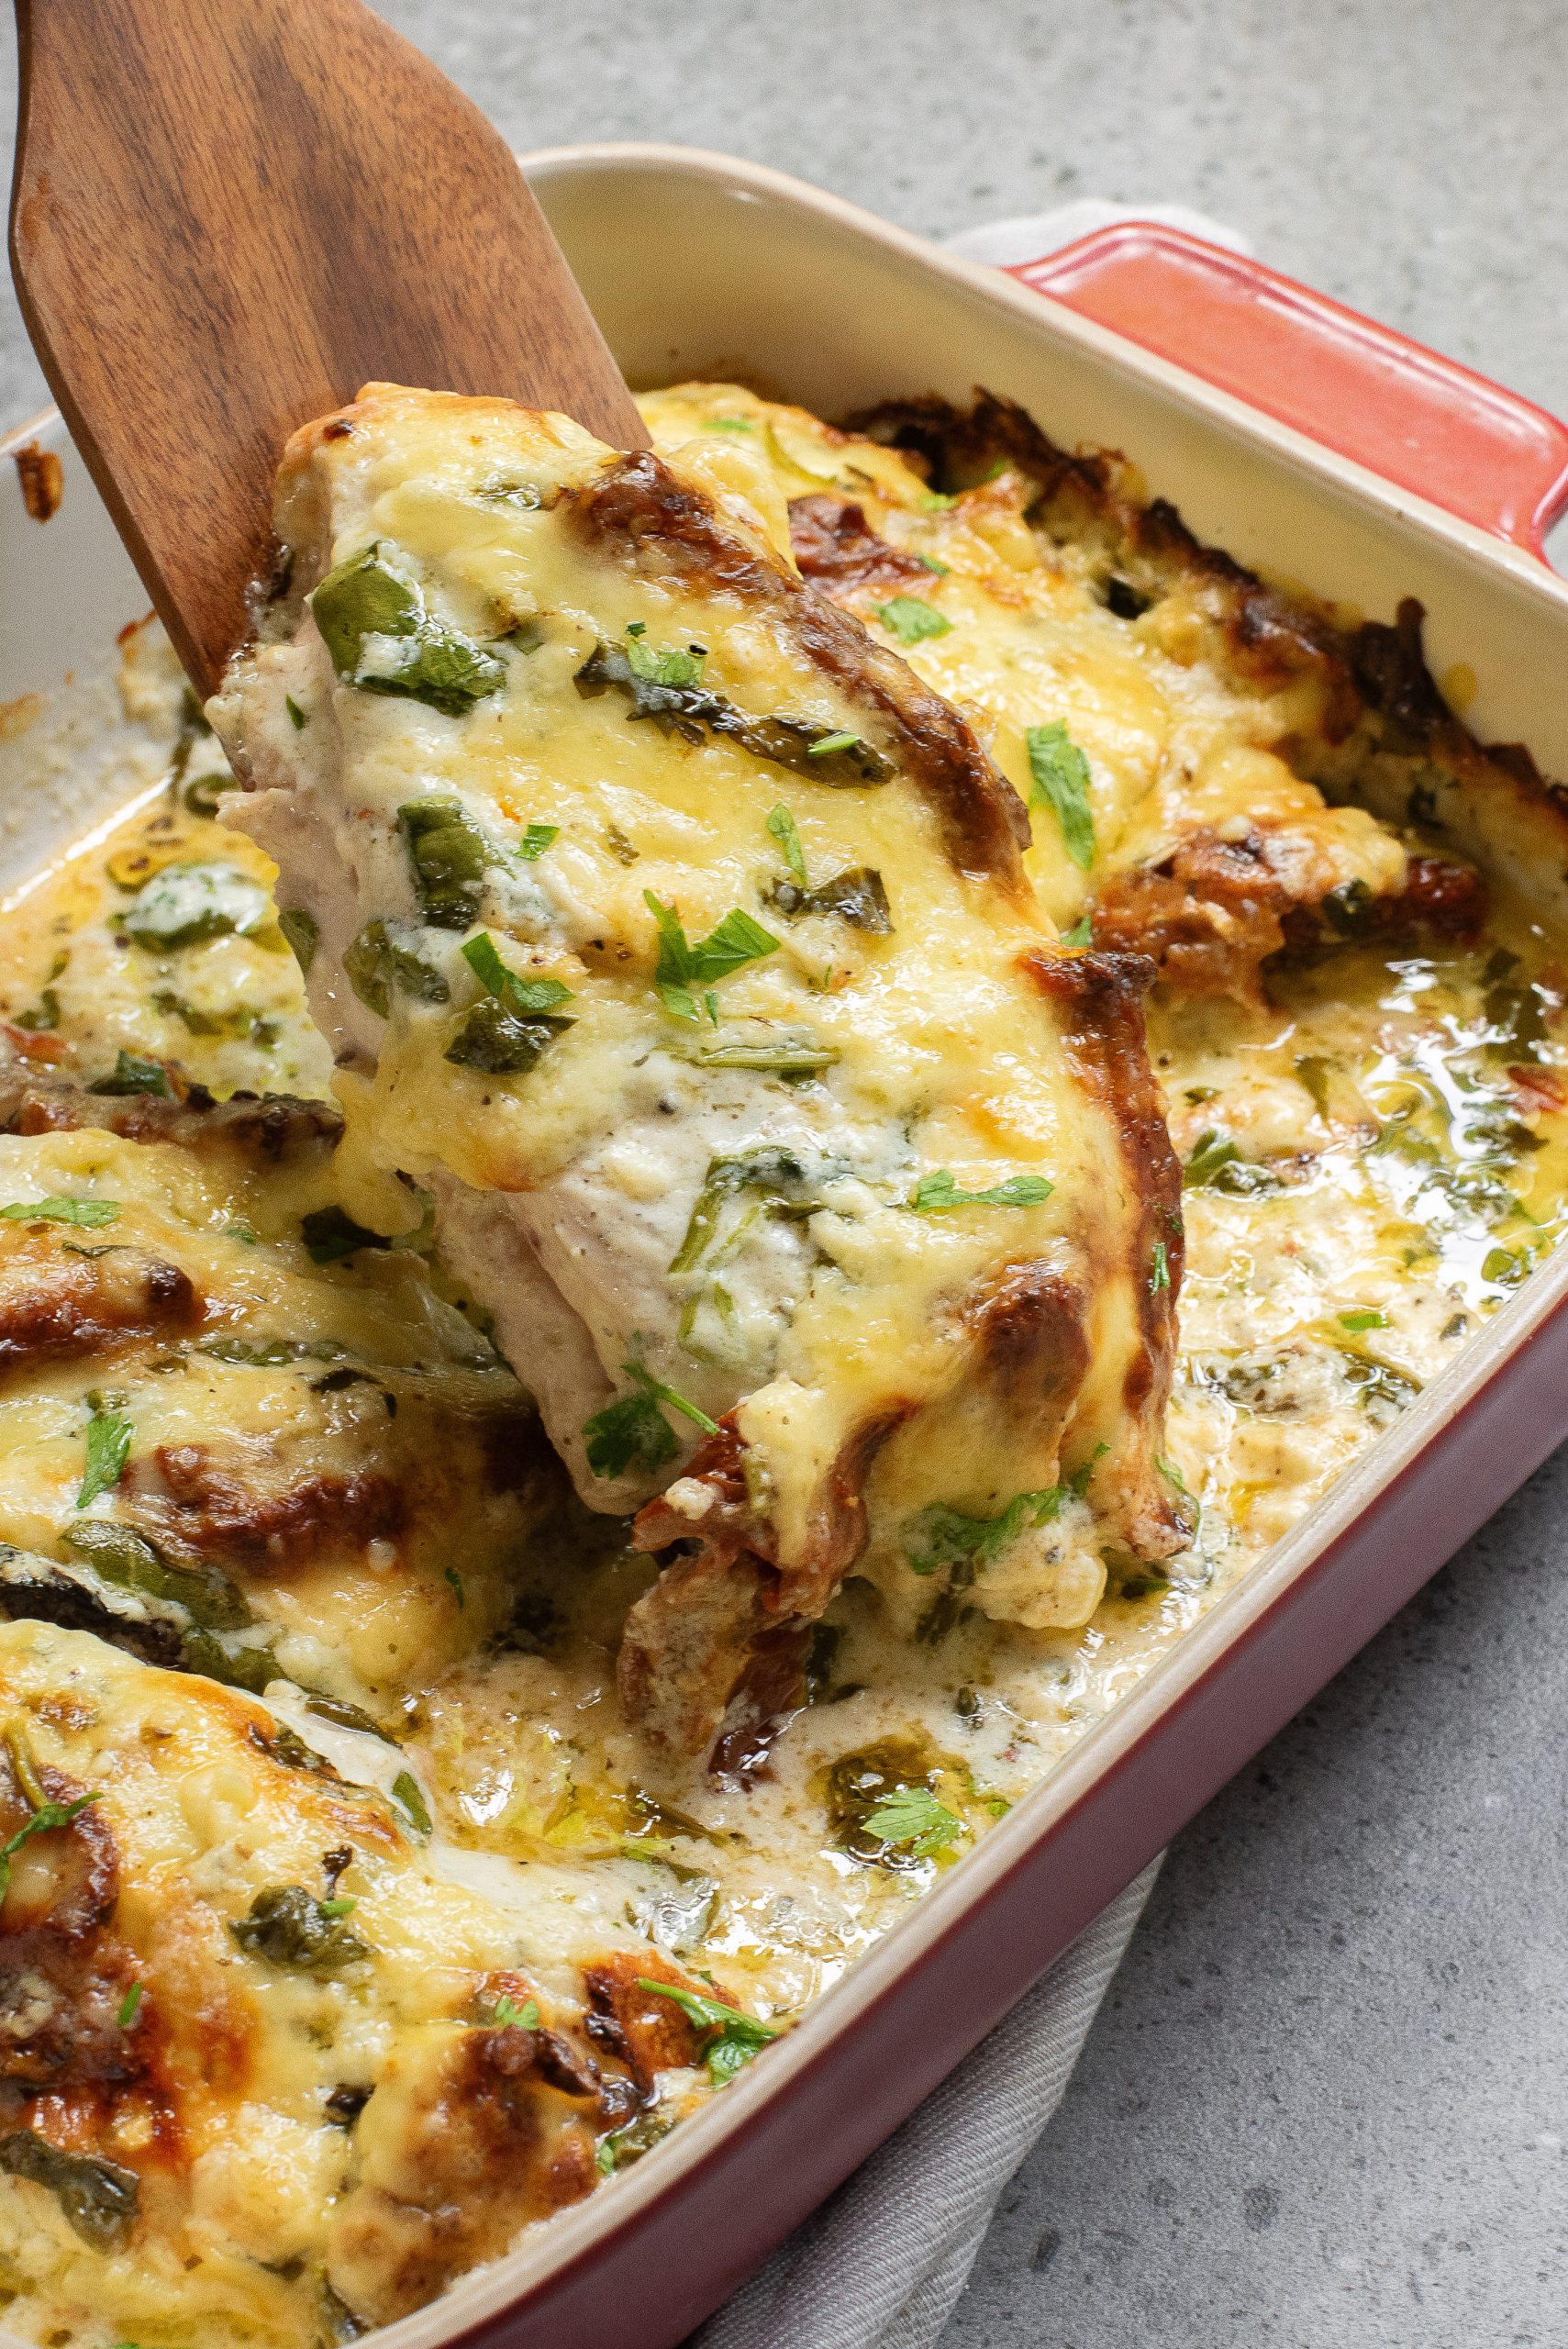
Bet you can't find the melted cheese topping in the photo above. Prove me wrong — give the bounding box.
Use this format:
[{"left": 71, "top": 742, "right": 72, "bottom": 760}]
[
  {"left": 0, "top": 1123, "right": 539, "bottom": 1720},
  {"left": 0, "top": 386, "right": 1564, "bottom": 2346},
  {"left": 640, "top": 384, "right": 1406, "bottom": 930},
  {"left": 212, "top": 384, "right": 1174, "bottom": 1619},
  {"left": 0, "top": 1620, "right": 700, "bottom": 2345}
]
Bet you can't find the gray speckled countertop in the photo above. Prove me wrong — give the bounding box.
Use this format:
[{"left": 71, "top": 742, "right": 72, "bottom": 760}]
[{"left": 3, "top": 5, "right": 1566, "bottom": 2340}]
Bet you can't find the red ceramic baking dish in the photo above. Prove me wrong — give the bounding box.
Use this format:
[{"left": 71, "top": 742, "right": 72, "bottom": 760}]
[{"left": 6, "top": 139, "right": 1568, "bottom": 2349}]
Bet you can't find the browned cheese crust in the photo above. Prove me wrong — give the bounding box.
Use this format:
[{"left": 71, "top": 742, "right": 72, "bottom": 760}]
[
  {"left": 565, "top": 450, "right": 1031, "bottom": 886},
  {"left": 840, "top": 393, "right": 1525, "bottom": 996}
]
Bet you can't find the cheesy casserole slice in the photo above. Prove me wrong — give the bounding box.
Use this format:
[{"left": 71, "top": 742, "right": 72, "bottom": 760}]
[{"left": 213, "top": 384, "right": 1194, "bottom": 1766}]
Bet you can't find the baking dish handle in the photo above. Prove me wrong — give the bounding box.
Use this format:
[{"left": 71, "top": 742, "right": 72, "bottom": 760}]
[{"left": 1006, "top": 222, "right": 1568, "bottom": 562}]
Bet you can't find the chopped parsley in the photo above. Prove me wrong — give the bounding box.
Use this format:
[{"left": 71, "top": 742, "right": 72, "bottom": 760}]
[
  {"left": 906, "top": 1487, "right": 1067, "bottom": 1575},
  {"left": 623, "top": 1362, "right": 718, "bottom": 1436},
  {"left": 446, "top": 930, "right": 574, "bottom": 1074},
  {"left": 117, "top": 1984, "right": 143, "bottom": 2029},
  {"left": 492, "top": 1994, "right": 540, "bottom": 2029},
  {"left": 766, "top": 803, "right": 807, "bottom": 885},
  {"left": 0, "top": 1761, "right": 99, "bottom": 1903},
  {"left": 595, "top": 2112, "right": 675, "bottom": 2173},
  {"left": 906, "top": 1447, "right": 1109, "bottom": 1577},
  {"left": 583, "top": 1390, "right": 675, "bottom": 1479},
  {"left": 625, "top": 628, "right": 708, "bottom": 691},
  {"left": 1181, "top": 1130, "right": 1278, "bottom": 1197},
  {"left": 860, "top": 1785, "right": 964, "bottom": 1862},
  {"left": 874, "top": 595, "right": 951, "bottom": 645},
  {"left": 461, "top": 930, "right": 573, "bottom": 1018},
  {"left": 584, "top": 1360, "right": 718, "bottom": 1479},
  {"left": 285, "top": 695, "right": 308, "bottom": 729},
  {"left": 808, "top": 729, "right": 862, "bottom": 758},
  {"left": 516, "top": 822, "right": 559, "bottom": 862},
  {"left": 77, "top": 1402, "right": 131, "bottom": 1508},
  {"left": 1026, "top": 722, "right": 1096, "bottom": 871},
  {"left": 1340, "top": 1308, "right": 1390, "bottom": 1331},
  {"left": 634, "top": 1977, "right": 782, "bottom": 2087},
  {"left": 1060, "top": 913, "right": 1094, "bottom": 951},
  {"left": 0, "top": 1197, "right": 117, "bottom": 1228},
  {"left": 909, "top": 1170, "right": 1052, "bottom": 1212},
  {"left": 644, "top": 892, "right": 779, "bottom": 1022},
  {"left": 1150, "top": 1239, "right": 1171, "bottom": 1293}
]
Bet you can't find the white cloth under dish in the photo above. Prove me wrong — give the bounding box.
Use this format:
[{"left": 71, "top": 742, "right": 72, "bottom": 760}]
[
  {"left": 693, "top": 1861, "right": 1162, "bottom": 2349},
  {"left": 942, "top": 196, "right": 1251, "bottom": 268}
]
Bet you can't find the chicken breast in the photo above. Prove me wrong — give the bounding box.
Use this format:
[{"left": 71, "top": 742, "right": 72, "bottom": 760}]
[{"left": 211, "top": 384, "right": 1190, "bottom": 1764}]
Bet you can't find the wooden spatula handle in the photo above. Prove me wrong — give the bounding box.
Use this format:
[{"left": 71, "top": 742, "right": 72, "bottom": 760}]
[{"left": 10, "top": 0, "right": 646, "bottom": 693}]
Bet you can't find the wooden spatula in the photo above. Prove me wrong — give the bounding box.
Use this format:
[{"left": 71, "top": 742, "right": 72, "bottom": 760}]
[{"left": 8, "top": 0, "right": 646, "bottom": 696}]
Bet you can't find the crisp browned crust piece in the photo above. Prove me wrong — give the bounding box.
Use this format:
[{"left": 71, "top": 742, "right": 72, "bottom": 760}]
[
  {"left": 1091, "top": 831, "right": 1296, "bottom": 1001},
  {"left": 121, "top": 1444, "right": 406, "bottom": 1575},
  {"left": 1344, "top": 595, "right": 1566, "bottom": 814},
  {"left": 564, "top": 450, "right": 1030, "bottom": 885},
  {"left": 0, "top": 1076, "right": 342, "bottom": 1166},
  {"left": 328, "top": 2016, "right": 613, "bottom": 2327},
  {"left": 620, "top": 1405, "right": 912, "bottom": 1772},
  {"left": 1094, "top": 830, "right": 1489, "bottom": 1001},
  {"left": 0, "top": 1226, "right": 201, "bottom": 1374},
  {"left": 787, "top": 493, "right": 933, "bottom": 596},
  {"left": 0, "top": 1746, "right": 140, "bottom": 2094},
  {"left": 581, "top": 1949, "right": 716, "bottom": 2091},
  {"left": 1027, "top": 950, "right": 1188, "bottom": 1560}
]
